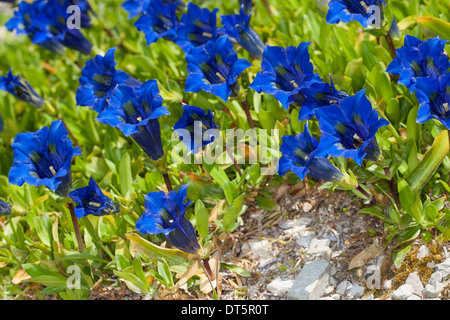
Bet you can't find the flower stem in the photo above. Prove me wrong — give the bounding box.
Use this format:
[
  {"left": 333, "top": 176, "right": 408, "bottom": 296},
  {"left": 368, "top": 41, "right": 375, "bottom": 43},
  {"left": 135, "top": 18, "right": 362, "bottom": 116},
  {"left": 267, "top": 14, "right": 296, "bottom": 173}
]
[
  {"left": 241, "top": 100, "right": 255, "bottom": 129},
  {"left": 197, "top": 257, "right": 217, "bottom": 299},
  {"left": 226, "top": 144, "right": 242, "bottom": 175},
  {"left": 163, "top": 172, "right": 173, "bottom": 192},
  {"left": 385, "top": 34, "right": 396, "bottom": 58},
  {"left": 60, "top": 117, "right": 80, "bottom": 148},
  {"left": 68, "top": 202, "right": 85, "bottom": 253}
]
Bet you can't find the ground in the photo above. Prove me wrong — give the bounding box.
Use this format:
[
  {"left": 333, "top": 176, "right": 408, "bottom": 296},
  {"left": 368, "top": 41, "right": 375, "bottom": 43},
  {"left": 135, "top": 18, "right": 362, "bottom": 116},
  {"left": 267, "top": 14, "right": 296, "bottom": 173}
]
[{"left": 79, "top": 180, "right": 448, "bottom": 300}]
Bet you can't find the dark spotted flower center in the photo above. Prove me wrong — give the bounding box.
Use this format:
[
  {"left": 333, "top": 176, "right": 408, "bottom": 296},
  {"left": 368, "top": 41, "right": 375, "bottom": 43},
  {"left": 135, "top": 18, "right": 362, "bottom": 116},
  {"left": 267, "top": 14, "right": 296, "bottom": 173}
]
[
  {"left": 29, "top": 143, "right": 64, "bottom": 179},
  {"left": 200, "top": 54, "right": 230, "bottom": 85}
]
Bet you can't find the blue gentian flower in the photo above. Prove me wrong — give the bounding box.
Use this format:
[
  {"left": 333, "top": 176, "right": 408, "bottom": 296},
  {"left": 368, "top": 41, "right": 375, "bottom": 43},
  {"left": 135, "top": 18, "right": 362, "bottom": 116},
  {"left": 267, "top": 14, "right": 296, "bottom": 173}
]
[
  {"left": 415, "top": 73, "right": 450, "bottom": 129},
  {"left": 173, "top": 105, "right": 219, "bottom": 154},
  {"left": 0, "top": 69, "right": 45, "bottom": 109},
  {"left": 0, "top": 114, "right": 4, "bottom": 133},
  {"left": 122, "top": 0, "right": 183, "bottom": 18},
  {"left": 220, "top": 6, "right": 265, "bottom": 59},
  {"left": 44, "top": 0, "right": 92, "bottom": 55},
  {"left": 134, "top": 0, "right": 179, "bottom": 46},
  {"left": 96, "top": 80, "right": 169, "bottom": 161},
  {"left": 6, "top": 0, "right": 65, "bottom": 55},
  {"left": 315, "top": 89, "right": 389, "bottom": 166},
  {"left": 279, "top": 123, "right": 344, "bottom": 182},
  {"left": 76, "top": 48, "right": 142, "bottom": 113},
  {"left": 297, "top": 79, "right": 348, "bottom": 121},
  {"left": 136, "top": 185, "right": 201, "bottom": 255},
  {"left": 69, "top": 177, "right": 120, "bottom": 219},
  {"left": 9, "top": 120, "right": 82, "bottom": 197},
  {"left": 249, "top": 43, "right": 322, "bottom": 109},
  {"left": 239, "top": 0, "right": 253, "bottom": 15},
  {"left": 185, "top": 35, "right": 252, "bottom": 102},
  {"left": 6, "top": 0, "right": 92, "bottom": 55},
  {"left": 122, "top": 0, "right": 151, "bottom": 18},
  {"left": 326, "top": 0, "right": 386, "bottom": 28},
  {"left": 175, "top": 2, "right": 219, "bottom": 53},
  {"left": 386, "top": 35, "right": 450, "bottom": 92},
  {"left": 0, "top": 199, "right": 12, "bottom": 217}
]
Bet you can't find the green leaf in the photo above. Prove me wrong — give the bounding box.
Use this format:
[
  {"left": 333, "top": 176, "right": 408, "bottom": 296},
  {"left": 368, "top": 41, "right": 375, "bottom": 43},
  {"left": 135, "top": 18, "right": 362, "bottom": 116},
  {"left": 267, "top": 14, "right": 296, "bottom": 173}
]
[
  {"left": 407, "top": 143, "right": 419, "bottom": 173},
  {"left": 222, "top": 205, "right": 238, "bottom": 233},
  {"left": 221, "top": 263, "right": 251, "bottom": 277},
  {"left": 223, "top": 181, "right": 238, "bottom": 205},
  {"left": 113, "top": 270, "right": 150, "bottom": 295},
  {"left": 385, "top": 98, "right": 400, "bottom": 127},
  {"left": 259, "top": 109, "right": 276, "bottom": 130},
  {"left": 157, "top": 259, "right": 174, "bottom": 287},
  {"left": 425, "top": 204, "right": 439, "bottom": 221},
  {"left": 202, "top": 159, "right": 230, "bottom": 187},
  {"left": 416, "top": 17, "right": 450, "bottom": 40},
  {"left": 393, "top": 244, "right": 412, "bottom": 269},
  {"left": 406, "top": 106, "right": 419, "bottom": 146},
  {"left": 256, "top": 196, "right": 279, "bottom": 211},
  {"left": 126, "top": 233, "right": 189, "bottom": 274},
  {"left": 195, "top": 200, "right": 210, "bottom": 237},
  {"left": 233, "top": 193, "right": 246, "bottom": 214},
  {"left": 53, "top": 254, "right": 110, "bottom": 264},
  {"left": 119, "top": 153, "right": 133, "bottom": 199},
  {"left": 359, "top": 206, "right": 392, "bottom": 223},
  {"left": 396, "top": 226, "right": 421, "bottom": 246},
  {"left": 406, "top": 130, "right": 449, "bottom": 192},
  {"left": 28, "top": 275, "right": 68, "bottom": 288},
  {"left": 398, "top": 179, "right": 415, "bottom": 213},
  {"left": 132, "top": 255, "right": 148, "bottom": 285}
]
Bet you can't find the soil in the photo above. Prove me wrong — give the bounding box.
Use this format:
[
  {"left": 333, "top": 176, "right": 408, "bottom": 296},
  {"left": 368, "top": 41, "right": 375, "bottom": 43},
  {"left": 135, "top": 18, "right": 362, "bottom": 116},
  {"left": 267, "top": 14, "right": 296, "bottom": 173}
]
[{"left": 87, "top": 179, "right": 448, "bottom": 300}]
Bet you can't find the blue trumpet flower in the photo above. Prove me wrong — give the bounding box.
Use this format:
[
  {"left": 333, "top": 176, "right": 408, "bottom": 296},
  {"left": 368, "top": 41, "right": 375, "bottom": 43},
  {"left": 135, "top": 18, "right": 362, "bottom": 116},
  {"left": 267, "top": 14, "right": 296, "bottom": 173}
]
[
  {"left": 173, "top": 105, "right": 219, "bottom": 154},
  {"left": 122, "top": 0, "right": 151, "bottom": 18},
  {"left": 9, "top": 120, "right": 82, "bottom": 197},
  {"left": 185, "top": 35, "right": 252, "bottom": 102},
  {"left": 76, "top": 48, "right": 142, "bottom": 113},
  {"left": 296, "top": 79, "right": 348, "bottom": 121},
  {"left": 136, "top": 185, "right": 201, "bottom": 255},
  {"left": 315, "top": 89, "right": 389, "bottom": 166},
  {"left": 6, "top": 0, "right": 65, "bottom": 55},
  {"left": 175, "top": 2, "right": 219, "bottom": 52},
  {"left": 96, "top": 80, "right": 169, "bottom": 161},
  {"left": 0, "top": 69, "right": 45, "bottom": 109},
  {"left": 239, "top": 0, "right": 253, "bottom": 15},
  {"left": 415, "top": 73, "right": 450, "bottom": 129},
  {"left": 122, "top": 0, "right": 183, "bottom": 18},
  {"left": 69, "top": 178, "right": 120, "bottom": 219},
  {"left": 279, "top": 123, "right": 344, "bottom": 182},
  {"left": 386, "top": 35, "right": 450, "bottom": 92},
  {"left": 6, "top": 0, "right": 92, "bottom": 54},
  {"left": 220, "top": 6, "right": 265, "bottom": 59},
  {"left": 134, "top": 0, "right": 179, "bottom": 46},
  {"left": 0, "top": 199, "right": 12, "bottom": 216},
  {"left": 326, "top": 0, "right": 386, "bottom": 28},
  {"left": 249, "top": 43, "right": 322, "bottom": 109}
]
